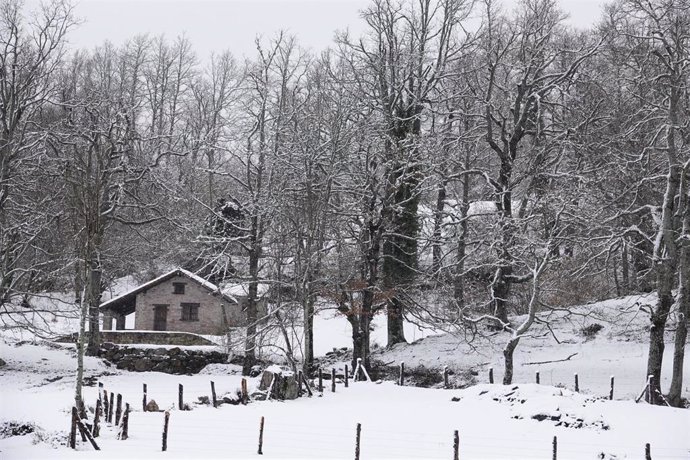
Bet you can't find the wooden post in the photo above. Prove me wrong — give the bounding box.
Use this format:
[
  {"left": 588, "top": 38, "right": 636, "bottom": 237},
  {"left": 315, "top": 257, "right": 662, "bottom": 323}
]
[
  {"left": 443, "top": 366, "right": 449, "bottom": 389},
  {"left": 103, "top": 389, "right": 110, "bottom": 421},
  {"left": 211, "top": 381, "right": 218, "bottom": 408},
  {"left": 552, "top": 436, "right": 557, "bottom": 460},
  {"left": 69, "top": 406, "right": 77, "bottom": 449},
  {"left": 257, "top": 416, "right": 265, "bottom": 455},
  {"left": 536, "top": 371, "right": 540, "bottom": 384},
  {"left": 345, "top": 365, "right": 349, "bottom": 388},
  {"left": 489, "top": 367, "right": 494, "bottom": 384},
  {"left": 76, "top": 418, "right": 100, "bottom": 450},
  {"left": 453, "top": 429, "right": 459, "bottom": 460},
  {"left": 355, "top": 422, "right": 361, "bottom": 460},
  {"left": 162, "top": 411, "right": 170, "bottom": 452},
  {"left": 119, "top": 403, "right": 130, "bottom": 440},
  {"left": 92, "top": 399, "right": 101, "bottom": 438},
  {"left": 108, "top": 392, "right": 115, "bottom": 423},
  {"left": 297, "top": 371, "right": 303, "bottom": 395},
  {"left": 318, "top": 368, "right": 323, "bottom": 392},
  {"left": 609, "top": 376, "right": 615, "bottom": 400},
  {"left": 399, "top": 362, "right": 405, "bottom": 386},
  {"left": 574, "top": 373, "right": 579, "bottom": 393},
  {"left": 331, "top": 368, "right": 336, "bottom": 392},
  {"left": 645, "top": 443, "right": 651, "bottom": 460},
  {"left": 241, "top": 378, "right": 249, "bottom": 405},
  {"left": 178, "top": 383, "right": 184, "bottom": 410},
  {"left": 354, "top": 358, "right": 362, "bottom": 382},
  {"left": 143, "top": 383, "right": 147, "bottom": 412},
  {"left": 301, "top": 372, "right": 313, "bottom": 397},
  {"left": 115, "top": 393, "right": 123, "bottom": 426}
]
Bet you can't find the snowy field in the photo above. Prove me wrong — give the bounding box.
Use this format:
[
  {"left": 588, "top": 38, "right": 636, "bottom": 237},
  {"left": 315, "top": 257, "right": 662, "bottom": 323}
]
[{"left": 1, "top": 292, "right": 689, "bottom": 459}]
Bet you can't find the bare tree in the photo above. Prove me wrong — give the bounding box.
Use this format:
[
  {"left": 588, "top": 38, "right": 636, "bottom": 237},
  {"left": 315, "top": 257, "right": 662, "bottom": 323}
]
[
  {"left": 0, "top": 0, "right": 74, "bottom": 313},
  {"left": 338, "top": 0, "right": 472, "bottom": 346}
]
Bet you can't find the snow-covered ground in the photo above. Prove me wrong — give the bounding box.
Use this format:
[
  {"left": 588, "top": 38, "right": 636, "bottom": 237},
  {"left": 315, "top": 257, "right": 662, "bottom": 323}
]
[{"left": 1, "top": 292, "right": 689, "bottom": 459}]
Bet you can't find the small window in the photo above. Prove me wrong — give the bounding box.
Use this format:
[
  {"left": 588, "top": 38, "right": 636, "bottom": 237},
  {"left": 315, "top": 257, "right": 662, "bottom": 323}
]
[
  {"left": 181, "top": 303, "right": 199, "bottom": 321},
  {"left": 173, "top": 282, "right": 186, "bottom": 294}
]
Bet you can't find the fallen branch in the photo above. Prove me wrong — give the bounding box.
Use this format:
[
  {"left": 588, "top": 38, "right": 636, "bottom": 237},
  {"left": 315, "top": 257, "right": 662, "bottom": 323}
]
[{"left": 522, "top": 353, "right": 578, "bottom": 366}]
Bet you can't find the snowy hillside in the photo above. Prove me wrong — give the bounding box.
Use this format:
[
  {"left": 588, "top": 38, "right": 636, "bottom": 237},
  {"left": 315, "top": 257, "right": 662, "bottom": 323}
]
[{"left": 1, "top": 292, "right": 689, "bottom": 458}]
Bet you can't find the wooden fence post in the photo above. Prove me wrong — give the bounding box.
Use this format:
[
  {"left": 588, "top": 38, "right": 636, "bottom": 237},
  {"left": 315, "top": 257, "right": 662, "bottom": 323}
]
[
  {"left": 645, "top": 443, "right": 651, "bottom": 460},
  {"left": 69, "top": 406, "right": 77, "bottom": 449},
  {"left": 103, "top": 389, "right": 110, "bottom": 422},
  {"left": 143, "top": 383, "right": 147, "bottom": 411},
  {"left": 92, "top": 399, "right": 101, "bottom": 438},
  {"left": 345, "top": 365, "right": 349, "bottom": 388},
  {"left": 301, "top": 372, "right": 313, "bottom": 397},
  {"left": 399, "top": 362, "right": 405, "bottom": 386},
  {"left": 453, "top": 429, "right": 459, "bottom": 460},
  {"left": 552, "top": 436, "right": 557, "bottom": 460},
  {"left": 162, "top": 411, "right": 170, "bottom": 452},
  {"left": 115, "top": 393, "right": 123, "bottom": 426},
  {"left": 331, "top": 368, "right": 336, "bottom": 393},
  {"left": 257, "top": 416, "right": 265, "bottom": 455},
  {"left": 178, "top": 384, "right": 184, "bottom": 410},
  {"left": 119, "top": 403, "right": 130, "bottom": 440},
  {"left": 355, "top": 422, "right": 361, "bottom": 460},
  {"left": 108, "top": 392, "right": 115, "bottom": 423},
  {"left": 536, "top": 371, "right": 540, "bottom": 384},
  {"left": 211, "top": 381, "right": 218, "bottom": 408},
  {"left": 443, "top": 366, "right": 449, "bottom": 389},
  {"left": 318, "top": 368, "right": 323, "bottom": 392},
  {"left": 297, "top": 371, "right": 303, "bottom": 396},
  {"left": 75, "top": 417, "right": 100, "bottom": 450},
  {"left": 609, "top": 376, "right": 615, "bottom": 400},
  {"left": 241, "top": 378, "right": 249, "bottom": 405},
  {"left": 574, "top": 373, "right": 579, "bottom": 393},
  {"left": 489, "top": 367, "right": 494, "bottom": 384}
]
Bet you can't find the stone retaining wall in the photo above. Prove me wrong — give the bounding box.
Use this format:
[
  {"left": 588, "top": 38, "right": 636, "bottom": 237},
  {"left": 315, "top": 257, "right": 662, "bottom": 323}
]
[{"left": 99, "top": 343, "right": 228, "bottom": 374}]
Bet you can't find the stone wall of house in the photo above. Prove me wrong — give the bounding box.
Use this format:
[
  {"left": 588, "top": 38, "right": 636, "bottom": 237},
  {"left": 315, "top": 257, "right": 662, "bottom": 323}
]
[
  {"left": 134, "top": 275, "right": 245, "bottom": 334},
  {"left": 99, "top": 343, "right": 228, "bottom": 374}
]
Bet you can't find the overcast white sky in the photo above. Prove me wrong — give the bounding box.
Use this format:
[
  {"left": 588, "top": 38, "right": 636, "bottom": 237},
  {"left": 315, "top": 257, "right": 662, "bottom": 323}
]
[{"left": 52, "top": 0, "right": 608, "bottom": 59}]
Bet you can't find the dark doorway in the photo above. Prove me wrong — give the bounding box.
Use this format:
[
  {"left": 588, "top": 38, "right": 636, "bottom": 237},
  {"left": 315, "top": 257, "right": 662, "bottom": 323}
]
[{"left": 153, "top": 305, "right": 168, "bottom": 331}]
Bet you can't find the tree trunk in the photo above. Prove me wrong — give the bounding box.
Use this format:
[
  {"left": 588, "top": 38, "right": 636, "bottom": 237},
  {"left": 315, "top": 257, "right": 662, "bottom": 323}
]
[
  {"left": 302, "top": 293, "right": 315, "bottom": 373},
  {"left": 75, "top": 287, "right": 87, "bottom": 417},
  {"left": 621, "top": 242, "right": 630, "bottom": 295},
  {"left": 431, "top": 178, "right": 447, "bottom": 275},
  {"left": 668, "top": 170, "right": 689, "bottom": 407},
  {"left": 85, "top": 250, "right": 102, "bottom": 356},
  {"left": 454, "top": 138, "right": 472, "bottom": 312},
  {"left": 646, "top": 164, "right": 681, "bottom": 403},
  {"left": 382, "top": 174, "right": 415, "bottom": 346},
  {"left": 242, "top": 240, "right": 261, "bottom": 376},
  {"left": 491, "top": 265, "right": 511, "bottom": 326},
  {"left": 502, "top": 338, "right": 519, "bottom": 385}
]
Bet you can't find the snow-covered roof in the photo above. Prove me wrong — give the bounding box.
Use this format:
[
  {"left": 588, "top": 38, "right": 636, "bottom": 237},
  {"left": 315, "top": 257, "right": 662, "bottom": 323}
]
[{"left": 221, "top": 282, "right": 270, "bottom": 298}]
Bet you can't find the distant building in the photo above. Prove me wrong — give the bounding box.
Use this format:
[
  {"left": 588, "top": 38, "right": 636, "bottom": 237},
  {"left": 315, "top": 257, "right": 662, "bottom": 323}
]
[{"left": 100, "top": 268, "right": 269, "bottom": 335}]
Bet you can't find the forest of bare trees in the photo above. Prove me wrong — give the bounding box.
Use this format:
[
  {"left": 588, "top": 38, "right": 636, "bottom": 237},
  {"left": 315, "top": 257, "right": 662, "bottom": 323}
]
[{"left": 1, "top": 0, "right": 688, "bottom": 407}]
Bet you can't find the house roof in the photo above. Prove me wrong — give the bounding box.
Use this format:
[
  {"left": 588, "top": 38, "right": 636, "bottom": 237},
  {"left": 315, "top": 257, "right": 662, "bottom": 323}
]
[{"left": 100, "top": 268, "right": 238, "bottom": 314}]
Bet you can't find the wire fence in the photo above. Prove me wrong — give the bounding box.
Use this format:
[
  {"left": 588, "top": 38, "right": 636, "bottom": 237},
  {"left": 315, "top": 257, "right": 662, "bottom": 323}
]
[
  {"left": 140, "top": 414, "right": 687, "bottom": 459},
  {"left": 69, "top": 366, "right": 689, "bottom": 459}
]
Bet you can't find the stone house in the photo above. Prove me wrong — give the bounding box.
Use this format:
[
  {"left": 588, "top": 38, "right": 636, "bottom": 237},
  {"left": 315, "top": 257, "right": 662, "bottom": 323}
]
[{"left": 100, "top": 268, "right": 268, "bottom": 335}]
